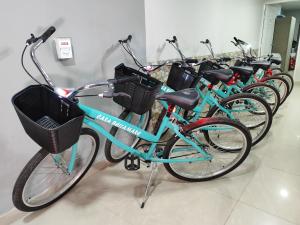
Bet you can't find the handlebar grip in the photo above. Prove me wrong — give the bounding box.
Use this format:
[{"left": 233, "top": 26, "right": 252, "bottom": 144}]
[
  {"left": 40, "top": 26, "right": 56, "bottom": 43},
  {"left": 234, "top": 37, "right": 238, "bottom": 42},
  {"left": 127, "top": 35, "right": 132, "bottom": 42},
  {"left": 185, "top": 58, "right": 198, "bottom": 64}
]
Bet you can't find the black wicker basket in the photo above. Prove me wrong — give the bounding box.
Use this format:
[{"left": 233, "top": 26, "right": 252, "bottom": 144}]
[
  {"left": 166, "top": 63, "right": 199, "bottom": 91},
  {"left": 12, "top": 85, "right": 85, "bottom": 154},
  {"left": 113, "top": 64, "right": 162, "bottom": 115}
]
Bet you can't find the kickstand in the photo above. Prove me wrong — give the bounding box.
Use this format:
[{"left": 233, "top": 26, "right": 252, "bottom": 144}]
[{"left": 141, "top": 162, "right": 159, "bottom": 209}]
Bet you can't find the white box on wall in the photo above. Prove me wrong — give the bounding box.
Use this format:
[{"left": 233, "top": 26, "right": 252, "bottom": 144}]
[{"left": 55, "top": 37, "right": 73, "bottom": 60}]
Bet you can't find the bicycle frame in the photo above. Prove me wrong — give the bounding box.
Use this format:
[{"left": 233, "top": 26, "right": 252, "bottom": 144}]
[
  {"left": 67, "top": 103, "right": 212, "bottom": 166},
  {"left": 24, "top": 32, "right": 240, "bottom": 178}
]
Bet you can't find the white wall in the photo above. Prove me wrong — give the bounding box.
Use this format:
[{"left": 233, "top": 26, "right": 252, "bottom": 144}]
[
  {"left": 260, "top": 5, "right": 282, "bottom": 56},
  {"left": 0, "top": 0, "right": 146, "bottom": 213},
  {"left": 145, "top": 0, "right": 265, "bottom": 62}
]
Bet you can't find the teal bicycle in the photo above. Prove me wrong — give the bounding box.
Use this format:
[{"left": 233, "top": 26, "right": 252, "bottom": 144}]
[
  {"left": 104, "top": 36, "right": 272, "bottom": 163},
  {"left": 199, "top": 38, "right": 283, "bottom": 110},
  {"left": 229, "top": 37, "right": 292, "bottom": 102},
  {"left": 12, "top": 27, "right": 252, "bottom": 212}
]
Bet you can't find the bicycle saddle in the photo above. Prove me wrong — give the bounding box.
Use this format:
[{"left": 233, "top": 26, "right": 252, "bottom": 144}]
[
  {"left": 156, "top": 88, "right": 199, "bottom": 110},
  {"left": 270, "top": 58, "right": 281, "bottom": 65},
  {"left": 250, "top": 61, "right": 271, "bottom": 70},
  {"left": 202, "top": 69, "right": 233, "bottom": 84},
  {"left": 230, "top": 66, "right": 253, "bottom": 77}
]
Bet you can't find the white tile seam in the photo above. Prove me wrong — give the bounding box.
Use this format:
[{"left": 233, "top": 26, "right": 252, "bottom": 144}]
[
  {"left": 238, "top": 200, "right": 299, "bottom": 225},
  {"left": 223, "top": 199, "right": 239, "bottom": 225}
]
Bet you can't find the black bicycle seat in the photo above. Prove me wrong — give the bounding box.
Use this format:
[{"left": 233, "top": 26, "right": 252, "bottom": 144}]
[
  {"left": 156, "top": 89, "right": 199, "bottom": 110},
  {"left": 250, "top": 61, "right": 271, "bottom": 70},
  {"left": 202, "top": 69, "right": 233, "bottom": 84},
  {"left": 270, "top": 58, "right": 281, "bottom": 65}
]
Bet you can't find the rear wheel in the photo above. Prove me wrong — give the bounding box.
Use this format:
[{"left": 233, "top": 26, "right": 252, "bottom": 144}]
[
  {"left": 242, "top": 83, "right": 280, "bottom": 115},
  {"left": 273, "top": 73, "right": 294, "bottom": 95},
  {"left": 163, "top": 118, "right": 251, "bottom": 181},
  {"left": 263, "top": 77, "right": 289, "bottom": 105},
  {"left": 104, "top": 110, "right": 151, "bottom": 163},
  {"left": 271, "top": 67, "right": 283, "bottom": 74},
  {"left": 206, "top": 93, "right": 272, "bottom": 146},
  {"left": 12, "top": 128, "right": 99, "bottom": 212}
]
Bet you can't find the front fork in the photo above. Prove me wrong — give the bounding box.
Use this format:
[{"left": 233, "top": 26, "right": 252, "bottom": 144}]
[{"left": 52, "top": 143, "right": 78, "bottom": 174}]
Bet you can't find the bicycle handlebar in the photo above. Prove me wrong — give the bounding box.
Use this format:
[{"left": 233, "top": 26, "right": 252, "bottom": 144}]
[
  {"left": 200, "top": 39, "right": 210, "bottom": 44},
  {"left": 119, "top": 35, "right": 132, "bottom": 44},
  {"left": 185, "top": 58, "right": 198, "bottom": 64},
  {"left": 166, "top": 36, "right": 177, "bottom": 43},
  {"left": 40, "top": 26, "right": 56, "bottom": 43},
  {"left": 231, "top": 40, "right": 238, "bottom": 46},
  {"left": 233, "top": 37, "right": 247, "bottom": 45}
]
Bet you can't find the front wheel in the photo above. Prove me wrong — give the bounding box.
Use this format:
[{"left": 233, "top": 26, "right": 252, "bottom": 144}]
[
  {"left": 263, "top": 76, "right": 289, "bottom": 105},
  {"left": 206, "top": 93, "right": 272, "bottom": 146},
  {"left": 12, "top": 128, "right": 100, "bottom": 212},
  {"left": 163, "top": 118, "right": 251, "bottom": 182},
  {"left": 273, "top": 73, "right": 294, "bottom": 95},
  {"left": 271, "top": 67, "right": 283, "bottom": 74},
  {"left": 242, "top": 82, "right": 280, "bottom": 115}
]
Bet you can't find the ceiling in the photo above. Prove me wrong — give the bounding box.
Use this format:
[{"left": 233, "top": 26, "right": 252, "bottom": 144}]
[{"left": 281, "top": 1, "right": 300, "bottom": 10}]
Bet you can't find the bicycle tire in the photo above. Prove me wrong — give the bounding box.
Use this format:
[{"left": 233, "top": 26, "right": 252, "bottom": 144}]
[
  {"left": 163, "top": 117, "right": 251, "bottom": 182},
  {"left": 12, "top": 128, "right": 100, "bottom": 212},
  {"left": 271, "top": 67, "right": 283, "bottom": 74},
  {"left": 242, "top": 82, "right": 280, "bottom": 115},
  {"left": 273, "top": 72, "right": 294, "bottom": 95},
  {"left": 206, "top": 93, "right": 272, "bottom": 146},
  {"left": 262, "top": 76, "right": 289, "bottom": 105}
]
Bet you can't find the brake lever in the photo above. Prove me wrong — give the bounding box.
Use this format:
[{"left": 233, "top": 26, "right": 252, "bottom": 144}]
[
  {"left": 26, "top": 33, "right": 38, "bottom": 45},
  {"left": 118, "top": 35, "right": 132, "bottom": 44}
]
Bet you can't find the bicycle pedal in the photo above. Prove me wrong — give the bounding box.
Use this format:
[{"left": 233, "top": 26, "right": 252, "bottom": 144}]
[
  {"left": 124, "top": 154, "right": 140, "bottom": 171},
  {"left": 155, "top": 147, "right": 164, "bottom": 158}
]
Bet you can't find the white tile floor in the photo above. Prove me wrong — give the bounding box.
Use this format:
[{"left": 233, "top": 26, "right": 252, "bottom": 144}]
[{"left": 1, "top": 85, "right": 300, "bottom": 225}]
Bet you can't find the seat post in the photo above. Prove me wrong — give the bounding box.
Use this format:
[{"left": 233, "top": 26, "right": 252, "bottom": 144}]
[{"left": 166, "top": 104, "right": 175, "bottom": 117}]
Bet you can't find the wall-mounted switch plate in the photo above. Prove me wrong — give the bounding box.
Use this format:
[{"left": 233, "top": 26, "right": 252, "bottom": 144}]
[{"left": 55, "top": 37, "right": 73, "bottom": 60}]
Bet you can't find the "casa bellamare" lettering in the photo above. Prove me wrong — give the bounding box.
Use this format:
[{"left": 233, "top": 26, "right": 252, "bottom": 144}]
[{"left": 96, "top": 114, "right": 141, "bottom": 136}]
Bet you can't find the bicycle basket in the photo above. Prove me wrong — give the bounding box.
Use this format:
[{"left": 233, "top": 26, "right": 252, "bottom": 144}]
[
  {"left": 12, "top": 85, "right": 85, "bottom": 154},
  {"left": 166, "top": 63, "right": 199, "bottom": 91},
  {"left": 113, "top": 63, "right": 162, "bottom": 115}
]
